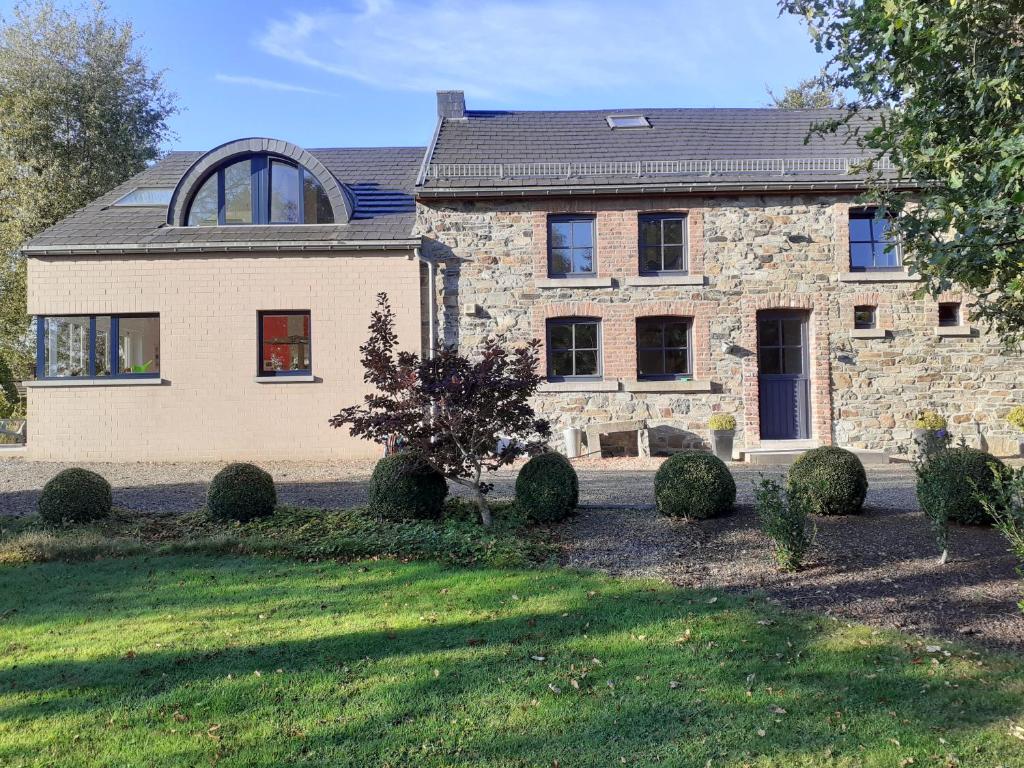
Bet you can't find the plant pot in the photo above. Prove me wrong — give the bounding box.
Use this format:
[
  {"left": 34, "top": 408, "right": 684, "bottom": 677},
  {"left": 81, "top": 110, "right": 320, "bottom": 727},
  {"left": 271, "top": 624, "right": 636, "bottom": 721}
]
[
  {"left": 1018, "top": 436, "right": 1024, "bottom": 458},
  {"left": 913, "top": 427, "right": 948, "bottom": 457},
  {"left": 712, "top": 430, "right": 734, "bottom": 462}
]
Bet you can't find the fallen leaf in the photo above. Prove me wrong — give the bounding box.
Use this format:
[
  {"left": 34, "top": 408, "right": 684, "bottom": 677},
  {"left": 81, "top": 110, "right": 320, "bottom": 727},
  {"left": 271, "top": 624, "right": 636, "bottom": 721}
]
[
  {"left": 669, "top": 681, "right": 681, "bottom": 689},
  {"left": 433, "top": 669, "right": 440, "bottom": 678},
  {"left": 756, "top": 729, "right": 766, "bottom": 737},
  {"left": 770, "top": 706, "right": 787, "bottom": 715},
  {"left": 708, "top": 597, "right": 718, "bottom": 605},
  {"left": 531, "top": 655, "right": 546, "bottom": 662},
  {"left": 925, "top": 645, "right": 942, "bottom": 654},
  {"left": 548, "top": 684, "right": 561, "bottom": 694},
  {"left": 570, "top": 679, "right": 580, "bottom": 690}
]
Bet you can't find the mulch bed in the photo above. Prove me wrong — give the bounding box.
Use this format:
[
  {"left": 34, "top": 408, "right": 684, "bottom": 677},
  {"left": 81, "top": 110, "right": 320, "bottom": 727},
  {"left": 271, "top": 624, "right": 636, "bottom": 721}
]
[{"left": 559, "top": 498, "right": 1024, "bottom": 652}]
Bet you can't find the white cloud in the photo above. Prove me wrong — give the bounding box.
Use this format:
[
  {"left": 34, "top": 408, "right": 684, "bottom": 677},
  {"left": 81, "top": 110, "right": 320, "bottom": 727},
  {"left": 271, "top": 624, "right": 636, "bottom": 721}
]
[
  {"left": 214, "top": 73, "right": 329, "bottom": 95},
  {"left": 254, "top": 0, "right": 738, "bottom": 99}
]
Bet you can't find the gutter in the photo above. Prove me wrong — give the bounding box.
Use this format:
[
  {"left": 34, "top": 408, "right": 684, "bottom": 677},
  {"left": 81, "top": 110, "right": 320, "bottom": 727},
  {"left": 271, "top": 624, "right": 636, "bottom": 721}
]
[
  {"left": 21, "top": 239, "right": 423, "bottom": 257},
  {"left": 417, "top": 179, "right": 919, "bottom": 200}
]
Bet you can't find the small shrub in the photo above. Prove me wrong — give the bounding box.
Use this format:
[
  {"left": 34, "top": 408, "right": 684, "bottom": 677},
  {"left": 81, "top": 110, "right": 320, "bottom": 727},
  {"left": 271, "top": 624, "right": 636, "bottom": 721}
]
[
  {"left": 368, "top": 452, "right": 448, "bottom": 521},
  {"left": 787, "top": 446, "right": 868, "bottom": 516},
  {"left": 708, "top": 414, "right": 736, "bottom": 432},
  {"left": 1006, "top": 406, "right": 1024, "bottom": 431},
  {"left": 207, "top": 463, "right": 276, "bottom": 522},
  {"left": 980, "top": 467, "right": 1024, "bottom": 614},
  {"left": 914, "top": 411, "right": 947, "bottom": 431},
  {"left": 515, "top": 452, "right": 579, "bottom": 522},
  {"left": 917, "top": 447, "right": 1007, "bottom": 527},
  {"left": 38, "top": 468, "right": 112, "bottom": 525},
  {"left": 654, "top": 451, "right": 736, "bottom": 519},
  {"left": 754, "top": 477, "right": 814, "bottom": 572}
]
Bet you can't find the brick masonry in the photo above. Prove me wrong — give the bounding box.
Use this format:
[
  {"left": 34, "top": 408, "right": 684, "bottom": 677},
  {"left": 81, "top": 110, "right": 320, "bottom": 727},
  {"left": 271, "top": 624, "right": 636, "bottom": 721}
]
[
  {"left": 416, "top": 193, "right": 1024, "bottom": 457},
  {"left": 26, "top": 252, "right": 422, "bottom": 461}
]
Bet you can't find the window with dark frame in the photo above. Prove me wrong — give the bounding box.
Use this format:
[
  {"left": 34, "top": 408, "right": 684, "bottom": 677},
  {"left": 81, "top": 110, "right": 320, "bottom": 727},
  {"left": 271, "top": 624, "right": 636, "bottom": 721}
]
[
  {"left": 853, "top": 305, "right": 877, "bottom": 330},
  {"left": 259, "top": 311, "right": 312, "bottom": 375},
  {"left": 636, "top": 317, "right": 691, "bottom": 380},
  {"left": 187, "top": 155, "right": 335, "bottom": 226},
  {"left": 36, "top": 314, "right": 160, "bottom": 379},
  {"left": 547, "top": 215, "right": 595, "bottom": 276},
  {"left": 546, "top": 318, "right": 601, "bottom": 379},
  {"left": 639, "top": 214, "right": 688, "bottom": 274},
  {"left": 938, "top": 302, "right": 961, "bottom": 327},
  {"left": 848, "top": 208, "right": 900, "bottom": 271}
]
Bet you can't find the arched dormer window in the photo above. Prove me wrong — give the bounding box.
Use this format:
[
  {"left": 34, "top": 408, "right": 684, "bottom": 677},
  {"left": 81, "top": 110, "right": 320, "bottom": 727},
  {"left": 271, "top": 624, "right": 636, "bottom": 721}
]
[
  {"left": 186, "top": 155, "right": 334, "bottom": 226},
  {"left": 168, "top": 138, "right": 351, "bottom": 227}
]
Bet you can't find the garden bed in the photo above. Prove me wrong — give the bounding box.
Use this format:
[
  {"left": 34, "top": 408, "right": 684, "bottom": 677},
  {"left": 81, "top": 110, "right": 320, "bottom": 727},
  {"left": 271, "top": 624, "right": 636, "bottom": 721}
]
[{"left": 560, "top": 500, "right": 1024, "bottom": 651}]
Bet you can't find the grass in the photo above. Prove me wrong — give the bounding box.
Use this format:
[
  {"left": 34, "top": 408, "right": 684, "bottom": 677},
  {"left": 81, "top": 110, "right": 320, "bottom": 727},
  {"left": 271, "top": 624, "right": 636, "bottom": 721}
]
[
  {"left": 0, "top": 501, "right": 552, "bottom": 568},
  {"left": 2, "top": 555, "right": 1023, "bottom": 767}
]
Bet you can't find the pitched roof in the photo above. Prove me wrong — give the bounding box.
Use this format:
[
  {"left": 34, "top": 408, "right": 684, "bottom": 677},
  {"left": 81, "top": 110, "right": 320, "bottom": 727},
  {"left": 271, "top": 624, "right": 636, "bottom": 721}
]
[
  {"left": 24, "top": 146, "right": 426, "bottom": 255},
  {"left": 420, "top": 107, "right": 890, "bottom": 194}
]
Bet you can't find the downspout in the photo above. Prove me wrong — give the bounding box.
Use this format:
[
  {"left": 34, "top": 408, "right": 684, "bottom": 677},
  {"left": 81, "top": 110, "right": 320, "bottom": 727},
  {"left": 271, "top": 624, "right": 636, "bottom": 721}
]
[{"left": 414, "top": 245, "right": 437, "bottom": 359}]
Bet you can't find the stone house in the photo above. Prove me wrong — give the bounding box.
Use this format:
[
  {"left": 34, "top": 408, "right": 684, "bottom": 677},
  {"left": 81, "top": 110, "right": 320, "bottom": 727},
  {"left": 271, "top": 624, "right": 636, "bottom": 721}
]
[{"left": 18, "top": 92, "right": 1024, "bottom": 461}]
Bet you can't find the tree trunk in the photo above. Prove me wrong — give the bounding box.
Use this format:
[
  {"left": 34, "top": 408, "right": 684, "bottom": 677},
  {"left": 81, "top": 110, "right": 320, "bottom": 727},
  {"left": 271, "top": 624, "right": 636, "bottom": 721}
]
[
  {"left": 938, "top": 548, "right": 949, "bottom": 565},
  {"left": 472, "top": 487, "right": 493, "bottom": 528}
]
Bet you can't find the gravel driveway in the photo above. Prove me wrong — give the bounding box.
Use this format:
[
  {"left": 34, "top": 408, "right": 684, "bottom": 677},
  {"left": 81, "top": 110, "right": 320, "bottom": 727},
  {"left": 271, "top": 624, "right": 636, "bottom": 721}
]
[{"left": 0, "top": 456, "right": 919, "bottom": 516}]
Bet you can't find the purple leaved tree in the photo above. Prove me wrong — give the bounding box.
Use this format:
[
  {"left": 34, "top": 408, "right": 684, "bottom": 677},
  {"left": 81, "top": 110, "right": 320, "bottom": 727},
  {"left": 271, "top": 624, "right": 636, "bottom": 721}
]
[{"left": 330, "top": 293, "right": 551, "bottom": 526}]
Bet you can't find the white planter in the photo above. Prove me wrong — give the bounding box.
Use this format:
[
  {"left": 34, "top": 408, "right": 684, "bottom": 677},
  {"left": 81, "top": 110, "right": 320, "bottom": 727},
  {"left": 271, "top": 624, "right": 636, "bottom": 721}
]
[{"left": 712, "top": 430, "right": 734, "bottom": 462}]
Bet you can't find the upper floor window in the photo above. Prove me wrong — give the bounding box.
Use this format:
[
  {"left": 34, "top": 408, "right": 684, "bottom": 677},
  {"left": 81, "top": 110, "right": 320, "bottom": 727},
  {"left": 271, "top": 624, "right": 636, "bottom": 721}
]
[
  {"left": 849, "top": 208, "right": 900, "bottom": 271},
  {"left": 187, "top": 155, "right": 335, "bottom": 226},
  {"left": 37, "top": 314, "right": 160, "bottom": 379},
  {"left": 548, "top": 215, "right": 595, "bottom": 276},
  {"left": 546, "top": 318, "right": 601, "bottom": 379},
  {"left": 637, "top": 317, "right": 691, "bottom": 379},
  {"left": 639, "top": 213, "right": 687, "bottom": 274},
  {"left": 259, "top": 311, "right": 311, "bottom": 376}
]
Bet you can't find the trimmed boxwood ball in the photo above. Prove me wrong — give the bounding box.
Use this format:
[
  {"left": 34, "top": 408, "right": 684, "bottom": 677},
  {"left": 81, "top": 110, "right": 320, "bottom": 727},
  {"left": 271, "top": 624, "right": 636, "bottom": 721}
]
[
  {"left": 654, "top": 451, "right": 736, "bottom": 519},
  {"left": 515, "top": 452, "right": 579, "bottom": 522},
  {"left": 38, "top": 468, "right": 112, "bottom": 524},
  {"left": 207, "top": 462, "right": 276, "bottom": 522},
  {"left": 787, "top": 446, "right": 868, "bottom": 516},
  {"left": 368, "top": 452, "right": 448, "bottom": 521},
  {"left": 916, "top": 447, "right": 1007, "bottom": 525}
]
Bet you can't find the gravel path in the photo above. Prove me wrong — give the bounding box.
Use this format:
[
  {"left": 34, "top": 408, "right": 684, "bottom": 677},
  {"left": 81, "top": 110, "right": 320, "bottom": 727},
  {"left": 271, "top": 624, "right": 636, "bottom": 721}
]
[{"left": 2, "top": 456, "right": 1020, "bottom": 650}]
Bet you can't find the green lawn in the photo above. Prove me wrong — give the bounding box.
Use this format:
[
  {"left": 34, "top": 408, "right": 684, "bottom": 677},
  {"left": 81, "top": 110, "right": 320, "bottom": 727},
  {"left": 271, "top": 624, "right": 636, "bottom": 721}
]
[{"left": 2, "top": 556, "right": 1023, "bottom": 766}]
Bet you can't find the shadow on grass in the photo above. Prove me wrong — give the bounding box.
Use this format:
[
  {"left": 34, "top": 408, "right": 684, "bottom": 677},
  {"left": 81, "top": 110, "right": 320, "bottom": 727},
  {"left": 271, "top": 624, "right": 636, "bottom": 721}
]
[{"left": 1, "top": 555, "right": 1021, "bottom": 766}]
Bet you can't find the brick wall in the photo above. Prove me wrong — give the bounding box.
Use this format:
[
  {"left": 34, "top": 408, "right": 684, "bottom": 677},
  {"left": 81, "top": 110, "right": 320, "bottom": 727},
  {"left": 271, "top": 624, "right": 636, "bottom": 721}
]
[{"left": 26, "top": 252, "right": 422, "bottom": 461}]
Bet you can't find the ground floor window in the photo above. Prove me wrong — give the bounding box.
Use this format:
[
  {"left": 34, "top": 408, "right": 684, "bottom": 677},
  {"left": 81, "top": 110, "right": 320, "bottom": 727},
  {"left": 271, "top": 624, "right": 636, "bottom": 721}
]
[
  {"left": 854, "top": 305, "right": 877, "bottom": 330},
  {"left": 636, "top": 316, "right": 691, "bottom": 379},
  {"left": 546, "top": 318, "right": 600, "bottom": 379},
  {"left": 37, "top": 314, "right": 160, "bottom": 379},
  {"left": 938, "top": 302, "right": 961, "bottom": 327},
  {"left": 259, "top": 311, "right": 311, "bottom": 375}
]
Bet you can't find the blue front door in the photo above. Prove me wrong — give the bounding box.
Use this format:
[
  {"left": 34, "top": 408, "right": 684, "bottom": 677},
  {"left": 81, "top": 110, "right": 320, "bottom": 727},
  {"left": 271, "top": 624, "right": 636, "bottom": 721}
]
[{"left": 757, "top": 312, "right": 810, "bottom": 440}]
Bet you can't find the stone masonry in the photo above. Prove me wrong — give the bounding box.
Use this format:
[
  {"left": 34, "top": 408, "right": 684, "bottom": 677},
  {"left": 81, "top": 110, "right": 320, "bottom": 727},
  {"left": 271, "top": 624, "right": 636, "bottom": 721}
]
[{"left": 416, "top": 194, "right": 1024, "bottom": 457}]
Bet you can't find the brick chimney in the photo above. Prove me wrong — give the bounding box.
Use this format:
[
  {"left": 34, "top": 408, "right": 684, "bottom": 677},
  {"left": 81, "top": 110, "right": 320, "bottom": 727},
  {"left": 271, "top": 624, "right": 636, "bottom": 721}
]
[{"left": 436, "top": 90, "right": 466, "bottom": 120}]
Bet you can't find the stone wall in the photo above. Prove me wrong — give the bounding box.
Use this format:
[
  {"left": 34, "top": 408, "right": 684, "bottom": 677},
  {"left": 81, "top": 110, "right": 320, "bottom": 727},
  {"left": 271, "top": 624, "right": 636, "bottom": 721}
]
[{"left": 416, "top": 194, "right": 1024, "bottom": 457}]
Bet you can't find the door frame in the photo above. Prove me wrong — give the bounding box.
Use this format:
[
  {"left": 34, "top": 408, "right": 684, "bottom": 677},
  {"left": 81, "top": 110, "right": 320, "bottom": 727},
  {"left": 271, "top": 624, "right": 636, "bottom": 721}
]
[
  {"left": 756, "top": 309, "right": 811, "bottom": 441},
  {"left": 740, "top": 294, "right": 833, "bottom": 449}
]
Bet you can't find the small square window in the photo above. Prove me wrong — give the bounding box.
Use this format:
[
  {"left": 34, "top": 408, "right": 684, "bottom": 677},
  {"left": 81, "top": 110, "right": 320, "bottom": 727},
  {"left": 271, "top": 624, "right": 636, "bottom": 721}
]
[
  {"left": 938, "top": 302, "right": 961, "bottom": 327},
  {"left": 854, "top": 305, "right": 877, "bottom": 330},
  {"left": 638, "top": 214, "right": 688, "bottom": 274},
  {"left": 259, "top": 311, "right": 311, "bottom": 375}
]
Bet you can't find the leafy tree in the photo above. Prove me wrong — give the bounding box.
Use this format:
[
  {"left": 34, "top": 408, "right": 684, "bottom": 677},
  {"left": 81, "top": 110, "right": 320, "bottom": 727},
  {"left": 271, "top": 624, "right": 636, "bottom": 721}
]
[
  {"left": 780, "top": 0, "right": 1024, "bottom": 345},
  {"left": 767, "top": 70, "right": 845, "bottom": 108},
  {"left": 0, "top": 0, "right": 176, "bottom": 375},
  {"left": 330, "top": 293, "right": 551, "bottom": 526}
]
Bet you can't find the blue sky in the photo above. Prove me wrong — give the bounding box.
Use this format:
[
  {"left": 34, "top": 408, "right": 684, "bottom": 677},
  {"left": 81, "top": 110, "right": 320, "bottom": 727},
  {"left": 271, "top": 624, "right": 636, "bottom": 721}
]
[{"left": 1, "top": 0, "right": 827, "bottom": 152}]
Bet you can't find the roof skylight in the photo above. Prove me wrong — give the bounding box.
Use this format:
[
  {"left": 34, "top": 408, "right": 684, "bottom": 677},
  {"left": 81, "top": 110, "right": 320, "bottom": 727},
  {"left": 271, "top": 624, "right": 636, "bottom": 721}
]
[
  {"left": 606, "top": 114, "right": 650, "bottom": 129},
  {"left": 113, "top": 187, "right": 174, "bottom": 207}
]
